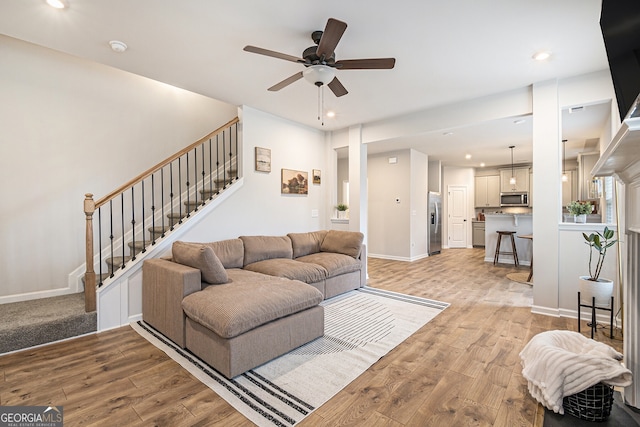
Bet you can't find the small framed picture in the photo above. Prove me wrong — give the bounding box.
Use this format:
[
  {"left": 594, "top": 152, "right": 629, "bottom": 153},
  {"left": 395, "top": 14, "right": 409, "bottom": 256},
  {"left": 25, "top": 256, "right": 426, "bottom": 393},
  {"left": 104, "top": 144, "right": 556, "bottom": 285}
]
[
  {"left": 255, "top": 147, "right": 271, "bottom": 172},
  {"left": 313, "top": 169, "right": 321, "bottom": 185},
  {"left": 281, "top": 169, "right": 308, "bottom": 195}
]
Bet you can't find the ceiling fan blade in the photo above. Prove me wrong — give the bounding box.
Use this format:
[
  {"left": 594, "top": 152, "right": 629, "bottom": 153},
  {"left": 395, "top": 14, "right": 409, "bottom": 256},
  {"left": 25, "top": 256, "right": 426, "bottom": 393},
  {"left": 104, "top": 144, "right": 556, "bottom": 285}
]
[
  {"left": 243, "top": 45, "right": 301, "bottom": 63},
  {"left": 328, "top": 77, "right": 348, "bottom": 97},
  {"left": 316, "top": 18, "right": 347, "bottom": 59},
  {"left": 268, "top": 72, "right": 304, "bottom": 91},
  {"left": 335, "top": 58, "right": 396, "bottom": 70}
]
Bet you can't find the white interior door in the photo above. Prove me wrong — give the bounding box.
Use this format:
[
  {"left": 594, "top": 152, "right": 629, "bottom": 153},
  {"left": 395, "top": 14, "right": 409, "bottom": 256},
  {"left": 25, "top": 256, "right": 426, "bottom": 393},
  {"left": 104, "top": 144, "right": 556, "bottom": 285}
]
[{"left": 448, "top": 185, "right": 468, "bottom": 248}]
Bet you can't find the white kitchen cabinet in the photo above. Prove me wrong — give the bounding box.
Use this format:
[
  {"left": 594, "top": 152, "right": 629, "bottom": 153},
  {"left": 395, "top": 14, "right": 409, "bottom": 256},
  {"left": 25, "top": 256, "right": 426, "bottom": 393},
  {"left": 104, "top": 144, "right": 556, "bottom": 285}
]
[
  {"left": 500, "top": 167, "right": 530, "bottom": 192},
  {"left": 475, "top": 175, "right": 500, "bottom": 207}
]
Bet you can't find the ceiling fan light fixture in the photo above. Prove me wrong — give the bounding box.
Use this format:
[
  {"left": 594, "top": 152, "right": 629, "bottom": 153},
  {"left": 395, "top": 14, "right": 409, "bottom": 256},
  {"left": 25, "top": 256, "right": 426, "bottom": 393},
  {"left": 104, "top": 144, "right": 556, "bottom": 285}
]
[
  {"left": 46, "top": 0, "right": 66, "bottom": 9},
  {"left": 109, "top": 40, "right": 128, "bottom": 53},
  {"left": 532, "top": 50, "right": 551, "bottom": 61},
  {"left": 303, "top": 65, "right": 336, "bottom": 86}
]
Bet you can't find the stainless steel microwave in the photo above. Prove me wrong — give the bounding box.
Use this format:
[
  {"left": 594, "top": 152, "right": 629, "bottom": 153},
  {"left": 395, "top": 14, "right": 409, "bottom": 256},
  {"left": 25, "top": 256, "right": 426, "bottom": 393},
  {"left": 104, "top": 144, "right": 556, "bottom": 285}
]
[{"left": 500, "top": 192, "right": 529, "bottom": 207}]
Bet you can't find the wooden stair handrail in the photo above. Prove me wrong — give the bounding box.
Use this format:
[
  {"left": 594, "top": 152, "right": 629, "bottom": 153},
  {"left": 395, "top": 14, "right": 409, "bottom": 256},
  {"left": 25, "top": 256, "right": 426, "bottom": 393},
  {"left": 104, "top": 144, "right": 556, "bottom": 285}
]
[
  {"left": 83, "top": 117, "right": 239, "bottom": 312},
  {"left": 94, "top": 117, "right": 239, "bottom": 209}
]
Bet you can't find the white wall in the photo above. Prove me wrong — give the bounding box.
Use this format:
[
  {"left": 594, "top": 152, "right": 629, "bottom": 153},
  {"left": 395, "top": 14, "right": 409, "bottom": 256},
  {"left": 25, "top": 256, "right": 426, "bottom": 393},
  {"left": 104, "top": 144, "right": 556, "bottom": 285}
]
[
  {"left": 0, "top": 35, "right": 237, "bottom": 302},
  {"left": 367, "top": 150, "right": 412, "bottom": 259},
  {"left": 178, "top": 106, "right": 328, "bottom": 242}
]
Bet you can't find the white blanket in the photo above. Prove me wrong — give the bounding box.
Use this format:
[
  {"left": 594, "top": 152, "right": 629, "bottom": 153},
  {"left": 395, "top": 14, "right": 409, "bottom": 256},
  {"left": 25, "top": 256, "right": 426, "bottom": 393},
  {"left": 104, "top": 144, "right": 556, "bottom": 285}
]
[{"left": 519, "top": 330, "right": 632, "bottom": 414}]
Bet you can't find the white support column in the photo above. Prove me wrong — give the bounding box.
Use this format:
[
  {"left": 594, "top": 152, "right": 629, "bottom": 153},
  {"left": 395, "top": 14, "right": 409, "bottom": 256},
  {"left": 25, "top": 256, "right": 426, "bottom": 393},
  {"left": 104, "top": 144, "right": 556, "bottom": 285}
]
[
  {"left": 348, "top": 125, "right": 367, "bottom": 241},
  {"left": 532, "top": 80, "right": 562, "bottom": 313}
]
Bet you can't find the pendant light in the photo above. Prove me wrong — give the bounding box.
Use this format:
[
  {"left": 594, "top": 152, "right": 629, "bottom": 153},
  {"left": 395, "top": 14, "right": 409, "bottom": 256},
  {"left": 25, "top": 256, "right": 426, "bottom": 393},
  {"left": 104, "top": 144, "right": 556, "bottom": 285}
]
[
  {"left": 509, "top": 145, "right": 516, "bottom": 185},
  {"left": 561, "top": 139, "right": 568, "bottom": 182}
]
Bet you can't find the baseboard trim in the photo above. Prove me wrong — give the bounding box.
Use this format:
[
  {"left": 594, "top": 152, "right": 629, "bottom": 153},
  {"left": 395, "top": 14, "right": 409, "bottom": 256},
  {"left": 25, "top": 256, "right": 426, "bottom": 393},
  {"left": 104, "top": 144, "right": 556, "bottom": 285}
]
[
  {"left": 532, "top": 305, "right": 621, "bottom": 326},
  {"left": 0, "top": 287, "right": 74, "bottom": 305},
  {"left": 368, "top": 253, "right": 430, "bottom": 262}
]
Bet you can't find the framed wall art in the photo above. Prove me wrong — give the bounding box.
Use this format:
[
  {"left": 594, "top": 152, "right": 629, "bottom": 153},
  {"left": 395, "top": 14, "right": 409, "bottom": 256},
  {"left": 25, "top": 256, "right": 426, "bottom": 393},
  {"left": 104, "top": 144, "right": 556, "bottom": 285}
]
[
  {"left": 255, "top": 147, "right": 271, "bottom": 172},
  {"left": 281, "top": 169, "right": 308, "bottom": 195},
  {"left": 313, "top": 169, "right": 321, "bottom": 184}
]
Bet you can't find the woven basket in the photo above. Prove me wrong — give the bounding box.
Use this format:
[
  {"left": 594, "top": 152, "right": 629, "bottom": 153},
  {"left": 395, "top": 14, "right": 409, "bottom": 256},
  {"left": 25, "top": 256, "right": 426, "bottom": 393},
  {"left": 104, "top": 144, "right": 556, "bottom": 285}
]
[{"left": 563, "top": 382, "right": 614, "bottom": 422}]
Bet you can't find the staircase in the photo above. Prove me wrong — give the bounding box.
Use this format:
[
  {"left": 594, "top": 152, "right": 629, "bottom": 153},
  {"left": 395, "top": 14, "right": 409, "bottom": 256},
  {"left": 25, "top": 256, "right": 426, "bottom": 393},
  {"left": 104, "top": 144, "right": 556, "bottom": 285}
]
[
  {"left": 102, "top": 174, "right": 236, "bottom": 276},
  {"left": 0, "top": 118, "right": 241, "bottom": 354},
  {"left": 84, "top": 118, "right": 240, "bottom": 312}
]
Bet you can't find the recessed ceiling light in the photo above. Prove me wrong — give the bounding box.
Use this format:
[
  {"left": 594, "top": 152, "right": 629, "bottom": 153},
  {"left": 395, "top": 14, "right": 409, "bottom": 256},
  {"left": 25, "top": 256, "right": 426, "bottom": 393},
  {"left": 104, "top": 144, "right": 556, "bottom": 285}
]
[
  {"left": 480, "top": 163, "right": 486, "bottom": 167},
  {"left": 532, "top": 51, "right": 551, "bottom": 61},
  {"left": 326, "top": 110, "right": 336, "bottom": 118},
  {"left": 46, "top": 0, "right": 66, "bottom": 9},
  {"left": 513, "top": 119, "right": 526, "bottom": 125},
  {"left": 109, "top": 40, "right": 128, "bottom": 53},
  {"left": 465, "top": 154, "right": 472, "bottom": 160}
]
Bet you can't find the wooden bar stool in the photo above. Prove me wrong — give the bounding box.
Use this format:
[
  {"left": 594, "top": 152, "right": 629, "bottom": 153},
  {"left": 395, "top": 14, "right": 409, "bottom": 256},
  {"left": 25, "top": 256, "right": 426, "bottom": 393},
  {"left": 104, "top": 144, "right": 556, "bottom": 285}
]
[{"left": 493, "top": 231, "right": 519, "bottom": 266}]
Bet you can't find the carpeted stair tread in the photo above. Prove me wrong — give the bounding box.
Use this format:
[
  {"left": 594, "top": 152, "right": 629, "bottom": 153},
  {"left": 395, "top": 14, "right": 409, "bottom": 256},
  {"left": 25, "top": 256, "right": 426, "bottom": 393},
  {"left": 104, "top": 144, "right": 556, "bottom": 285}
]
[{"left": 0, "top": 293, "right": 96, "bottom": 354}]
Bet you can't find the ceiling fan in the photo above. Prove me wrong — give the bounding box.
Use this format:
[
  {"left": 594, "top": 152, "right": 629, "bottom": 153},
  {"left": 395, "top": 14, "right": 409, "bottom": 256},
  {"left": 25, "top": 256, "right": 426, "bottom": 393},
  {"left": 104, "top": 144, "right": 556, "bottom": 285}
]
[{"left": 243, "top": 18, "right": 396, "bottom": 97}]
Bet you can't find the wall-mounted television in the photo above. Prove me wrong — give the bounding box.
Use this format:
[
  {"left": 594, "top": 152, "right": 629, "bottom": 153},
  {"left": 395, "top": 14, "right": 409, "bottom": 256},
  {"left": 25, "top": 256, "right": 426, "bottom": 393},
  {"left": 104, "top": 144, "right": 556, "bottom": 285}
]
[{"left": 600, "top": 0, "right": 640, "bottom": 120}]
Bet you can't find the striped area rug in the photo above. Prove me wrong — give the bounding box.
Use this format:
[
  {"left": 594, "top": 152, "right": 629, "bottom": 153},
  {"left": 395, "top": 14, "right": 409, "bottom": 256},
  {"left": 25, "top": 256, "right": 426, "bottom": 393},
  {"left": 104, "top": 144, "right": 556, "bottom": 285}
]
[{"left": 132, "top": 287, "right": 448, "bottom": 426}]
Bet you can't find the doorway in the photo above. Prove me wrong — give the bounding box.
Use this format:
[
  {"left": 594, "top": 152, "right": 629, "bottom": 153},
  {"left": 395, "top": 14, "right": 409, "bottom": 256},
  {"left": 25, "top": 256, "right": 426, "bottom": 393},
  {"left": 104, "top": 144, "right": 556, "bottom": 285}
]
[{"left": 448, "top": 185, "right": 468, "bottom": 248}]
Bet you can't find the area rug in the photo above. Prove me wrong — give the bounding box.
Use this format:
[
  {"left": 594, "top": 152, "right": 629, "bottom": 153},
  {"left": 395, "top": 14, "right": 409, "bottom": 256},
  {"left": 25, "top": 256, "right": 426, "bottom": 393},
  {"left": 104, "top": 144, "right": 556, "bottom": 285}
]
[
  {"left": 507, "top": 272, "right": 533, "bottom": 285},
  {"left": 132, "top": 286, "right": 449, "bottom": 426}
]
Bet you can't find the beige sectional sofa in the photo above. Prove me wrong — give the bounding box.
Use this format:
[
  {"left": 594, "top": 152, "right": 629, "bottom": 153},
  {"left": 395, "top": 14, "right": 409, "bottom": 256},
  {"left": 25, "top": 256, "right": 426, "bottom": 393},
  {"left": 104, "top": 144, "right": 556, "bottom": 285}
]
[{"left": 142, "top": 230, "right": 366, "bottom": 378}]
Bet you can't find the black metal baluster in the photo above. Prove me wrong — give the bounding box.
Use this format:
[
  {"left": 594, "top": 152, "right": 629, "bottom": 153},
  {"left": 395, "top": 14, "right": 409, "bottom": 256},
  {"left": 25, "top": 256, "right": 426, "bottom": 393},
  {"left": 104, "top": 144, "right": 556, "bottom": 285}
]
[
  {"left": 109, "top": 200, "right": 115, "bottom": 278},
  {"left": 178, "top": 158, "right": 183, "bottom": 223},
  {"left": 160, "top": 168, "right": 165, "bottom": 238},
  {"left": 130, "top": 186, "right": 136, "bottom": 261},
  {"left": 98, "top": 207, "right": 103, "bottom": 286},
  {"left": 208, "top": 138, "right": 213, "bottom": 199},
  {"left": 186, "top": 153, "right": 191, "bottom": 218},
  {"left": 216, "top": 135, "right": 220, "bottom": 195},
  {"left": 170, "top": 162, "right": 173, "bottom": 231},
  {"left": 193, "top": 148, "right": 198, "bottom": 211},
  {"left": 201, "top": 142, "right": 206, "bottom": 205},
  {"left": 121, "top": 193, "right": 125, "bottom": 269},
  {"left": 228, "top": 127, "right": 233, "bottom": 182},
  {"left": 235, "top": 122, "right": 239, "bottom": 180},
  {"left": 141, "top": 180, "right": 146, "bottom": 253},
  {"left": 222, "top": 130, "right": 227, "bottom": 189}
]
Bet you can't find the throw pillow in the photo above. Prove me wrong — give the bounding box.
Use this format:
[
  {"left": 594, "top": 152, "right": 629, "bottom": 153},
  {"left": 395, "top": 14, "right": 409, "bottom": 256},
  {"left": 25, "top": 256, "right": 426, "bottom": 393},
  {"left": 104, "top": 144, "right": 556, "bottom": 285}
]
[{"left": 172, "top": 241, "right": 228, "bottom": 284}]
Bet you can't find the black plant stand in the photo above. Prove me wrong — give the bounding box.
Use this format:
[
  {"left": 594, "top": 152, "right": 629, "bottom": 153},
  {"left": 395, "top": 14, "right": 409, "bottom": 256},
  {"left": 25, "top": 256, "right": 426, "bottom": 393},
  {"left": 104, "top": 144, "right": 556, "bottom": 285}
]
[{"left": 578, "top": 292, "right": 614, "bottom": 339}]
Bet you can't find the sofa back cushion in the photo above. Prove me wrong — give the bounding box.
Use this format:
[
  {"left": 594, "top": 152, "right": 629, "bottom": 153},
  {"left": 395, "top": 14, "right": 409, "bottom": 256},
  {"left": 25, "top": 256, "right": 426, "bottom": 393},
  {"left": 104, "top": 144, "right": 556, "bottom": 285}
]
[
  {"left": 204, "top": 238, "right": 244, "bottom": 269},
  {"left": 172, "top": 241, "right": 228, "bottom": 285},
  {"left": 320, "top": 230, "right": 364, "bottom": 258},
  {"left": 240, "top": 235, "right": 293, "bottom": 266},
  {"left": 288, "top": 230, "right": 328, "bottom": 258}
]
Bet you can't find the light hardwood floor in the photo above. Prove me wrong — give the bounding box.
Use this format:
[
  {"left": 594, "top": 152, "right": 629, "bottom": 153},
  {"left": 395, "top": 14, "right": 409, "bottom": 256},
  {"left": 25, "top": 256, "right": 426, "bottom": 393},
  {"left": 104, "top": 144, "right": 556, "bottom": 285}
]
[{"left": 0, "top": 248, "right": 622, "bottom": 426}]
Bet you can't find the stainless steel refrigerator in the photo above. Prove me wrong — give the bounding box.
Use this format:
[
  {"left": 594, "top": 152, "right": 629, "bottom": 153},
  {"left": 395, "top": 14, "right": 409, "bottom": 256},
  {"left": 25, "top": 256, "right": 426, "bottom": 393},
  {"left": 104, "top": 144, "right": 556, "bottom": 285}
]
[{"left": 428, "top": 192, "right": 442, "bottom": 255}]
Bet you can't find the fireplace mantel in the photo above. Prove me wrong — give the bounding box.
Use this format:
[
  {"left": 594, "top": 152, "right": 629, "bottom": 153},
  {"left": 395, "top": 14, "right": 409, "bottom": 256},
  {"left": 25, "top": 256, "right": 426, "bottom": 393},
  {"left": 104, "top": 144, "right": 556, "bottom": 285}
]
[{"left": 593, "top": 115, "right": 640, "bottom": 409}]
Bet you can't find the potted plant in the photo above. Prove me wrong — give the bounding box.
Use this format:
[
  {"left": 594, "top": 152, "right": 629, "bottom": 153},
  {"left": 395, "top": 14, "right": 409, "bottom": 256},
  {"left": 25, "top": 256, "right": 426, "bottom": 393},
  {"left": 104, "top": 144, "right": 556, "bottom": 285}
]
[
  {"left": 567, "top": 201, "right": 592, "bottom": 223},
  {"left": 336, "top": 203, "right": 348, "bottom": 219},
  {"left": 579, "top": 226, "right": 617, "bottom": 307}
]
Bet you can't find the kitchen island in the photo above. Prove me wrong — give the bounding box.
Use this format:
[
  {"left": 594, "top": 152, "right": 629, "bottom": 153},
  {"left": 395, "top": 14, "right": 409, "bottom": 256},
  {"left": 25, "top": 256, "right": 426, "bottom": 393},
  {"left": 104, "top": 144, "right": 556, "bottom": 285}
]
[{"left": 484, "top": 214, "right": 532, "bottom": 265}]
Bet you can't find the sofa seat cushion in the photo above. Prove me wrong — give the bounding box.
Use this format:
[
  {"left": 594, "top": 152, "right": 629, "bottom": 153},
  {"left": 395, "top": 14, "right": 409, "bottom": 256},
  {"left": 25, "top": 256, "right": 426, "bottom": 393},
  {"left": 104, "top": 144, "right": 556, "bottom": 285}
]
[
  {"left": 182, "top": 269, "right": 323, "bottom": 339},
  {"left": 244, "top": 258, "right": 327, "bottom": 283},
  {"left": 296, "top": 252, "right": 362, "bottom": 278}
]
